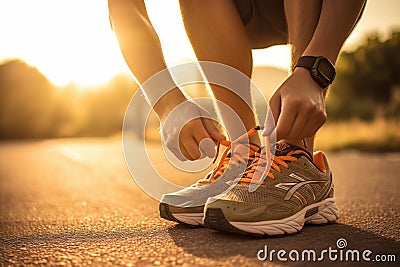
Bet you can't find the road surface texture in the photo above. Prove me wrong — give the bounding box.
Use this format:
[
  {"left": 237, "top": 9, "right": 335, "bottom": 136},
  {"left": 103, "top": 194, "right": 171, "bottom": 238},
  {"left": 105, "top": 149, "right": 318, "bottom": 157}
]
[{"left": 0, "top": 138, "right": 399, "bottom": 266}]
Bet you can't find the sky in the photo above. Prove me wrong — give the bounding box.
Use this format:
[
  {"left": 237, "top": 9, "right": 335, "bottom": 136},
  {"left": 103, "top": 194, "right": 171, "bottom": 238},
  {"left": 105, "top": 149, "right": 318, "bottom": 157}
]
[{"left": 0, "top": 0, "right": 399, "bottom": 87}]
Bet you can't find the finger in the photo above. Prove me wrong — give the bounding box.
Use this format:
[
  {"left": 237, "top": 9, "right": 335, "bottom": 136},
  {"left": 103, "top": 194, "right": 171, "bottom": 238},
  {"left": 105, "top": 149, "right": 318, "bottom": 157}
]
[
  {"left": 296, "top": 103, "right": 326, "bottom": 138},
  {"left": 199, "top": 138, "right": 216, "bottom": 158},
  {"left": 263, "top": 94, "right": 281, "bottom": 137},
  {"left": 180, "top": 136, "right": 202, "bottom": 161},
  {"left": 286, "top": 110, "right": 307, "bottom": 140},
  {"left": 269, "top": 93, "right": 281, "bottom": 123},
  {"left": 301, "top": 120, "right": 317, "bottom": 139},
  {"left": 193, "top": 129, "right": 215, "bottom": 158},
  {"left": 165, "top": 136, "right": 187, "bottom": 161},
  {"left": 179, "top": 140, "right": 198, "bottom": 161},
  {"left": 276, "top": 103, "right": 297, "bottom": 141},
  {"left": 170, "top": 147, "right": 187, "bottom": 161},
  {"left": 202, "top": 118, "right": 226, "bottom": 143},
  {"left": 302, "top": 112, "right": 327, "bottom": 138}
]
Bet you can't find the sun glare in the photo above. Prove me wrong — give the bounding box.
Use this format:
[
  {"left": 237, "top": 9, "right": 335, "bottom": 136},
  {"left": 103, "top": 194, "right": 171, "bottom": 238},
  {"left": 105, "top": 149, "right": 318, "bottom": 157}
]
[
  {"left": 1, "top": 0, "right": 397, "bottom": 87},
  {"left": 0, "top": 0, "right": 291, "bottom": 88},
  {"left": 145, "top": 0, "right": 197, "bottom": 66},
  {"left": 0, "top": 0, "right": 128, "bottom": 87}
]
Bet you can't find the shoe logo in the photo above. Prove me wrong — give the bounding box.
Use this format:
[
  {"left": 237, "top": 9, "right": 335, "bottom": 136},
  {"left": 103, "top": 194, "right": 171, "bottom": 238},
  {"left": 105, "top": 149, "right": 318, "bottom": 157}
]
[
  {"left": 276, "top": 142, "right": 290, "bottom": 151},
  {"left": 225, "top": 180, "right": 236, "bottom": 186},
  {"left": 275, "top": 173, "right": 326, "bottom": 201}
]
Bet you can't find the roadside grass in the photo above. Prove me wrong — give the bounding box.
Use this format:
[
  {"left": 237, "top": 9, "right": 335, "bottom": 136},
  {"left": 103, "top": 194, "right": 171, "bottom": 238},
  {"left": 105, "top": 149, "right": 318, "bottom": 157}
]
[{"left": 315, "top": 119, "right": 400, "bottom": 152}]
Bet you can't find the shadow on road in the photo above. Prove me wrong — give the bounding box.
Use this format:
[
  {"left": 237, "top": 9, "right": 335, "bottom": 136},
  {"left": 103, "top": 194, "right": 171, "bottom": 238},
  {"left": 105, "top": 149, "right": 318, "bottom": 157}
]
[{"left": 167, "top": 223, "right": 399, "bottom": 266}]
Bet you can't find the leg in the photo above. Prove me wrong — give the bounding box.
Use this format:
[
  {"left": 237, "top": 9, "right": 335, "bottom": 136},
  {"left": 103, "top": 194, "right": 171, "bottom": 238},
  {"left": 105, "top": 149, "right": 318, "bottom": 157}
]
[{"left": 179, "top": 0, "right": 260, "bottom": 145}]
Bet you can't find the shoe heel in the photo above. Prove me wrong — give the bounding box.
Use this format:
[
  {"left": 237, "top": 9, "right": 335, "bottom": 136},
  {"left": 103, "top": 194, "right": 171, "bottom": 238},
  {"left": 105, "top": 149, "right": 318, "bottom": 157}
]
[{"left": 305, "top": 198, "right": 339, "bottom": 224}]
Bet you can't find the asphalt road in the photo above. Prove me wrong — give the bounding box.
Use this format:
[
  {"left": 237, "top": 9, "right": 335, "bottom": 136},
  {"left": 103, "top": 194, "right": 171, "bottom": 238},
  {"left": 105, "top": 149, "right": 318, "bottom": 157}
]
[{"left": 0, "top": 138, "right": 399, "bottom": 266}]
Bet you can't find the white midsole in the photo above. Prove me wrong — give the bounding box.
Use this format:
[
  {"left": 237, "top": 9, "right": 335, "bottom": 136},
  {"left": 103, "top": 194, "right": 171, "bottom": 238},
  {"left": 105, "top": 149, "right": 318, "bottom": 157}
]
[
  {"left": 230, "top": 197, "right": 339, "bottom": 235},
  {"left": 173, "top": 213, "right": 204, "bottom": 226}
]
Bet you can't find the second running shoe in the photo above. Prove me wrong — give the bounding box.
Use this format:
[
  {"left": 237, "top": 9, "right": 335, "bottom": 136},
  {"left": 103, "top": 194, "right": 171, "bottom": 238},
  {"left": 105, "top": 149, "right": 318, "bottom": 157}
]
[
  {"left": 159, "top": 127, "right": 262, "bottom": 226},
  {"left": 204, "top": 141, "right": 339, "bottom": 235}
]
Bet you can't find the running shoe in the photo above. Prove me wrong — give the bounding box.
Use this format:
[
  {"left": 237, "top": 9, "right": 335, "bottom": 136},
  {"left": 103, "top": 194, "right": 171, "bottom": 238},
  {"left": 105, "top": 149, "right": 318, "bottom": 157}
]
[
  {"left": 159, "top": 127, "right": 261, "bottom": 226},
  {"left": 204, "top": 141, "right": 339, "bottom": 235}
]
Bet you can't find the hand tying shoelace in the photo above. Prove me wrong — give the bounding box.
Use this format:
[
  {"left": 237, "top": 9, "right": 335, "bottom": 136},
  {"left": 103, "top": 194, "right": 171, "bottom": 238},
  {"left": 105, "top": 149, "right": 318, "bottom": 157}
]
[
  {"left": 199, "top": 126, "right": 262, "bottom": 184},
  {"left": 237, "top": 145, "right": 312, "bottom": 184}
]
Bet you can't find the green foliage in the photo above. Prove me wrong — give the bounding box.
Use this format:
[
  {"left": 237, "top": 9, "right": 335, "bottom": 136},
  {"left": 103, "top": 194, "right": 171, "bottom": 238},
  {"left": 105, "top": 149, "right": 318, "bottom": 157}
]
[{"left": 327, "top": 30, "right": 400, "bottom": 121}]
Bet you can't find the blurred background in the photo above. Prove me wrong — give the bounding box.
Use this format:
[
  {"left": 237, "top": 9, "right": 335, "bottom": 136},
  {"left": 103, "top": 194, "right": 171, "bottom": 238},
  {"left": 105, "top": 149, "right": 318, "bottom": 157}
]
[{"left": 0, "top": 0, "right": 399, "bottom": 152}]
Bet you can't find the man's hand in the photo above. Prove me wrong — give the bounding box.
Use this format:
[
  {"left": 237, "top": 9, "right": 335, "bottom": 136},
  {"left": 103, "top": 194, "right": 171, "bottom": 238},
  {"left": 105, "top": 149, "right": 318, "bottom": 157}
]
[
  {"left": 160, "top": 101, "right": 226, "bottom": 161},
  {"left": 263, "top": 68, "right": 327, "bottom": 141}
]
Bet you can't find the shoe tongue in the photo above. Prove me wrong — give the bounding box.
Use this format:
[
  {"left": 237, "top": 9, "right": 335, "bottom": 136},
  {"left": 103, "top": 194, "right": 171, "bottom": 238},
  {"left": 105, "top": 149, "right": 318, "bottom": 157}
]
[{"left": 273, "top": 141, "right": 312, "bottom": 159}]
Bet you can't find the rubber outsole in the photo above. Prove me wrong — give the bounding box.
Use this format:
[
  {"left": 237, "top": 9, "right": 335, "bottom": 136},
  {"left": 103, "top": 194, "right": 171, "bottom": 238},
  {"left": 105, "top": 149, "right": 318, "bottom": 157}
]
[
  {"left": 204, "top": 198, "right": 339, "bottom": 236},
  {"left": 159, "top": 203, "right": 180, "bottom": 223},
  {"left": 204, "top": 208, "right": 251, "bottom": 235},
  {"left": 159, "top": 203, "right": 204, "bottom": 226}
]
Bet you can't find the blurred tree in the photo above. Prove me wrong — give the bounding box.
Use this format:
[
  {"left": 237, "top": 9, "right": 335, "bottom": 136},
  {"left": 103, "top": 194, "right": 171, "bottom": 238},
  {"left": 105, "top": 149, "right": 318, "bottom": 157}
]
[
  {"left": 0, "top": 59, "right": 139, "bottom": 139},
  {"left": 77, "top": 74, "right": 137, "bottom": 137},
  {"left": 327, "top": 30, "right": 400, "bottom": 120},
  {"left": 0, "top": 59, "right": 56, "bottom": 138}
]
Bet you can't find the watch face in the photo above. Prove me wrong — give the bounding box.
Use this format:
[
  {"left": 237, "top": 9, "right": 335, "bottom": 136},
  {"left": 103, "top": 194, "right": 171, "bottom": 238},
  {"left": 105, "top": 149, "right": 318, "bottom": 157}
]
[{"left": 318, "top": 59, "right": 335, "bottom": 80}]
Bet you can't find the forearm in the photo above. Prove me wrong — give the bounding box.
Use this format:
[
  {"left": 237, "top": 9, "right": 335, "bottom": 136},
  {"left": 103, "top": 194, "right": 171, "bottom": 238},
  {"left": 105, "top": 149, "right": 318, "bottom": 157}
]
[
  {"left": 109, "top": 0, "right": 187, "bottom": 119},
  {"left": 303, "top": 0, "right": 366, "bottom": 64},
  {"left": 117, "top": 30, "right": 188, "bottom": 117}
]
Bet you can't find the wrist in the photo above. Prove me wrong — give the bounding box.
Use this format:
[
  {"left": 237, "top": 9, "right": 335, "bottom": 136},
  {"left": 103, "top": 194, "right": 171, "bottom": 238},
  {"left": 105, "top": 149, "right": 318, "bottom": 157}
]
[
  {"left": 294, "top": 56, "right": 336, "bottom": 89},
  {"left": 292, "top": 67, "right": 317, "bottom": 84},
  {"left": 292, "top": 67, "right": 328, "bottom": 93},
  {"left": 301, "top": 50, "right": 338, "bottom": 66},
  {"left": 153, "top": 88, "right": 187, "bottom": 121}
]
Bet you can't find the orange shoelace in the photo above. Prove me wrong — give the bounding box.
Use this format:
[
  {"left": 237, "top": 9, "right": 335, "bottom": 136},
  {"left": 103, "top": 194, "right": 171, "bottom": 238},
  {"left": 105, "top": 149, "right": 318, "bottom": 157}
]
[
  {"left": 199, "top": 126, "right": 261, "bottom": 184},
  {"left": 238, "top": 147, "right": 310, "bottom": 185}
]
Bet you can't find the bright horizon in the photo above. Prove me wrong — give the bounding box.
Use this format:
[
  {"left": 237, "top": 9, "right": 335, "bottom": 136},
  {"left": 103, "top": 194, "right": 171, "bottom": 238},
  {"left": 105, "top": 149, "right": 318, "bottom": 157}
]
[{"left": 0, "top": 0, "right": 399, "bottom": 87}]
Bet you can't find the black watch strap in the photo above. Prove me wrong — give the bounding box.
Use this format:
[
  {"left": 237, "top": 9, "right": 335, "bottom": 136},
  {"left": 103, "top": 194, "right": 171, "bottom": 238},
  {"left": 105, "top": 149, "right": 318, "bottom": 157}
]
[
  {"left": 295, "top": 56, "right": 336, "bottom": 88},
  {"left": 295, "top": 56, "right": 317, "bottom": 69}
]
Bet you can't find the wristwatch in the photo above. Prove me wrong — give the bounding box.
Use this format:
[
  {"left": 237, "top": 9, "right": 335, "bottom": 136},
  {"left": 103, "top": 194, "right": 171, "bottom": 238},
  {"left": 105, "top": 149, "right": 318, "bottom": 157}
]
[{"left": 295, "top": 56, "right": 336, "bottom": 88}]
